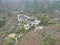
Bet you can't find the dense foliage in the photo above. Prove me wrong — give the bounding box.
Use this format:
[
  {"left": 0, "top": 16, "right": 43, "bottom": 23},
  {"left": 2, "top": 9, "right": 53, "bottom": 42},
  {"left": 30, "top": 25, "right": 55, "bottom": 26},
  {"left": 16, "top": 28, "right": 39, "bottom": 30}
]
[
  {"left": 0, "top": 20, "right": 6, "bottom": 27},
  {"left": 40, "top": 15, "right": 50, "bottom": 26}
]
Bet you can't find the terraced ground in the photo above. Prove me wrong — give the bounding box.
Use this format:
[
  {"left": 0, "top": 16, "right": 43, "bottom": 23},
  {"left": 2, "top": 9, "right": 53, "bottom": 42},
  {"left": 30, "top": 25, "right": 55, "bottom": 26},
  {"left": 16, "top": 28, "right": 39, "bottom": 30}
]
[
  {"left": 0, "top": 14, "right": 19, "bottom": 45},
  {"left": 0, "top": 0, "right": 60, "bottom": 45},
  {"left": 19, "top": 24, "right": 60, "bottom": 45},
  {"left": 18, "top": 17, "right": 60, "bottom": 45},
  {"left": 0, "top": 13, "right": 60, "bottom": 45}
]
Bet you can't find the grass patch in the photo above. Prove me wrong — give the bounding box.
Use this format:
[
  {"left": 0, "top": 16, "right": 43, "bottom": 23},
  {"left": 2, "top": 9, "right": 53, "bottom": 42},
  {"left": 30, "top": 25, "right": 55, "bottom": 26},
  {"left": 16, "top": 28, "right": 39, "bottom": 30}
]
[
  {"left": 16, "top": 26, "right": 26, "bottom": 34},
  {"left": 57, "top": 30, "right": 60, "bottom": 32},
  {"left": 42, "top": 35, "right": 59, "bottom": 45},
  {"left": 39, "top": 15, "right": 54, "bottom": 26},
  {"left": 5, "top": 41, "right": 14, "bottom": 45}
]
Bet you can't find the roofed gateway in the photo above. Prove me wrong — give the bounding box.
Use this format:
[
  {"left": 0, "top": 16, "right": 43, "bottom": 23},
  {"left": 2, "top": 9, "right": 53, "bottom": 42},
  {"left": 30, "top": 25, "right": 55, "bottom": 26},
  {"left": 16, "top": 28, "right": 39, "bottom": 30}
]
[{"left": 18, "top": 14, "right": 41, "bottom": 30}]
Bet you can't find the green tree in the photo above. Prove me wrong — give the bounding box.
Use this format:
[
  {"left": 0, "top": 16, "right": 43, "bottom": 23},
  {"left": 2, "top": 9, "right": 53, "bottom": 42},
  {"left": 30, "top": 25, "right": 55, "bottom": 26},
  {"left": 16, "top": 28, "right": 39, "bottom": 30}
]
[
  {"left": 40, "top": 15, "right": 49, "bottom": 26},
  {"left": 0, "top": 20, "right": 5, "bottom": 27},
  {"left": 19, "top": 26, "right": 26, "bottom": 33},
  {"left": 8, "top": 12, "right": 11, "bottom": 17}
]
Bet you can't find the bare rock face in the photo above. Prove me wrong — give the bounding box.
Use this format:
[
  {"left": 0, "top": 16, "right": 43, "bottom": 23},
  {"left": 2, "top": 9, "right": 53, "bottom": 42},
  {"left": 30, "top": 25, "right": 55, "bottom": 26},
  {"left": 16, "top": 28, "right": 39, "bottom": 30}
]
[{"left": 8, "top": 33, "right": 17, "bottom": 39}]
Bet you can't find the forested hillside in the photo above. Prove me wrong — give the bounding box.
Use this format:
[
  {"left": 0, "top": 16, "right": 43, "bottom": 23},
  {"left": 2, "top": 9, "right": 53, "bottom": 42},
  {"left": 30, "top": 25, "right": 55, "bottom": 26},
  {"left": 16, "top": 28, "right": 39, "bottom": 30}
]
[
  {"left": 0, "top": 0, "right": 60, "bottom": 14},
  {"left": 0, "top": 0, "right": 60, "bottom": 45}
]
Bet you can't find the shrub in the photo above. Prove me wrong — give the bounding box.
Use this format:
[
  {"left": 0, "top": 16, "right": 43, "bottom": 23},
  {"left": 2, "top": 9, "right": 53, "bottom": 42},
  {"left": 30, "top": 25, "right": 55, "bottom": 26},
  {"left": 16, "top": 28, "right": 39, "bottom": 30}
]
[
  {"left": 40, "top": 15, "right": 50, "bottom": 26},
  {"left": 0, "top": 20, "right": 6, "bottom": 27},
  {"left": 5, "top": 41, "right": 14, "bottom": 45},
  {"left": 7, "top": 12, "right": 11, "bottom": 17},
  {"left": 20, "top": 26, "right": 26, "bottom": 33}
]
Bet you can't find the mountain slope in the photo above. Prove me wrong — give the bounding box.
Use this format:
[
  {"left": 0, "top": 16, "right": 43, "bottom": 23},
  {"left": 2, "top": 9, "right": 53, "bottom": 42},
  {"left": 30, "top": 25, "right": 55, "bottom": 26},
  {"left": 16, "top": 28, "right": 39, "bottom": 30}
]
[
  {"left": 1, "top": 0, "right": 60, "bottom": 14},
  {"left": 0, "top": 0, "right": 60, "bottom": 45}
]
